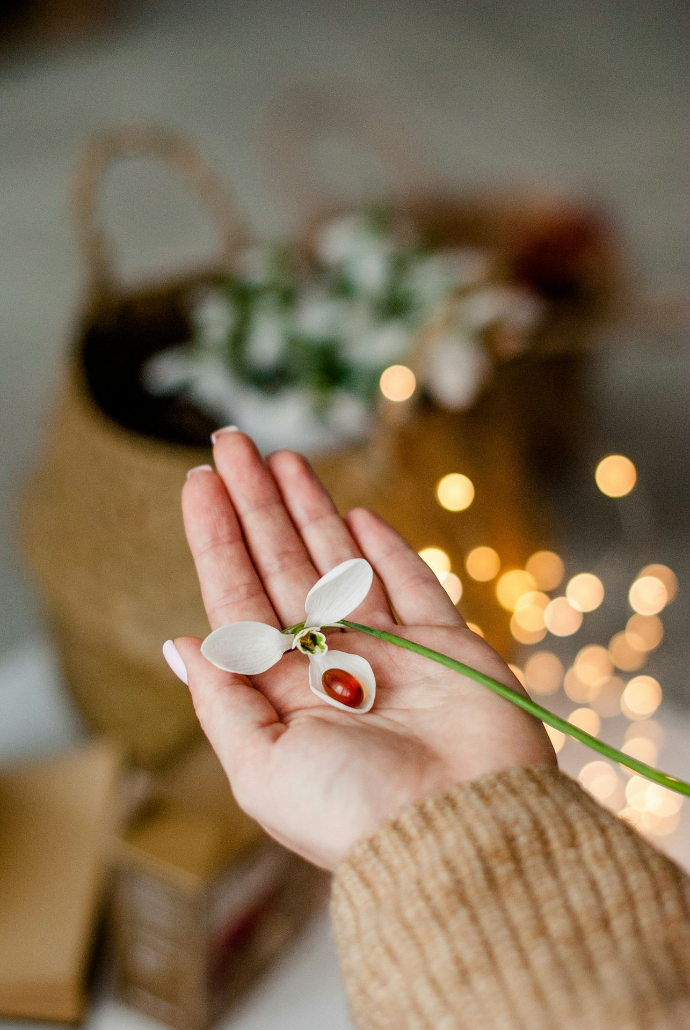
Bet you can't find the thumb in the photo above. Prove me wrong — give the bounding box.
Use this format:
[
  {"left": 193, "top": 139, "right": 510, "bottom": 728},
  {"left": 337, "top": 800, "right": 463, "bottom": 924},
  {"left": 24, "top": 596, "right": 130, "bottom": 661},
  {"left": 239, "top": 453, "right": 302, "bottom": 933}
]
[{"left": 164, "top": 636, "right": 282, "bottom": 783}]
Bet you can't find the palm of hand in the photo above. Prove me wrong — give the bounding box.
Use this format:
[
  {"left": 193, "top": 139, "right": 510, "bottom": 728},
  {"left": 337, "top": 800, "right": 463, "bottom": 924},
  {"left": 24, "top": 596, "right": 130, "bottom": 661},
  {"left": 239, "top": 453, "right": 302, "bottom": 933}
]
[{"left": 176, "top": 434, "right": 555, "bottom": 870}]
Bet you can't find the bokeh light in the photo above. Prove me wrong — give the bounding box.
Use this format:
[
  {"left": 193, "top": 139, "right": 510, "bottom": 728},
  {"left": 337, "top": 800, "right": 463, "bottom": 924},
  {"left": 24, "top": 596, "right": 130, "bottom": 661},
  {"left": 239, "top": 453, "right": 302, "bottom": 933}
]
[
  {"left": 513, "top": 591, "right": 550, "bottom": 631},
  {"left": 638, "top": 564, "right": 678, "bottom": 603},
  {"left": 621, "top": 675, "right": 662, "bottom": 719},
  {"left": 380, "top": 364, "right": 416, "bottom": 401},
  {"left": 544, "top": 597, "right": 583, "bottom": 636},
  {"left": 628, "top": 575, "right": 668, "bottom": 616},
  {"left": 575, "top": 645, "right": 613, "bottom": 686},
  {"left": 566, "top": 573, "right": 604, "bottom": 613},
  {"left": 624, "top": 719, "right": 664, "bottom": 748},
  {"left": 438, "top": 571, "right": 463, "bottom": 604},
  {"left": 625, "top": 614, "right": 664, "bottom": 652},
  {"left": 436, "top": 473, "right": 475, "bottom": 512},
  {"left": 544, "top": 724, "right": 565, "bottom": 753},
  {"left": 465, "top": 545, "right": 500, "bottom": 581},
  {"left": 508, "top": 664, "right": 525, "bottom": 686},
  {"left": 608, "top": 631, "right": 647, "bottom": 672},
  {"left": 495, "top": 569, "right": 537, "bottom": 611},
  {"left": 466, "top": 622, "right": 484, "bottom": 637},
  {"left": 524, "top": 651, "right": 563, "bottom": 695},
  {"left": 568, "top": 707, "right": 601, "bottom": 735},
  {"left": 509, "top": 616, "right": 547, "bottom": 645},
  {"left": 595, "top": 454, "right": 637, "bottom": 497},
  {"left": 524, "top": 550, "right": 565, "bottom": 591},
  {"left": 579, "top": 761, "right": 619, "bottom": 802},
  {"left": 590, "top": 676, "right": 625, "bottom": 717},
  {"left": 621, "top": 735, "right": 659, "bottom": 769},
  {"left": 564, "top": 666, "right": 599, "bottom": 703},
  {"left": 418, "top": 547, "right": 451, "bottom": 575}
]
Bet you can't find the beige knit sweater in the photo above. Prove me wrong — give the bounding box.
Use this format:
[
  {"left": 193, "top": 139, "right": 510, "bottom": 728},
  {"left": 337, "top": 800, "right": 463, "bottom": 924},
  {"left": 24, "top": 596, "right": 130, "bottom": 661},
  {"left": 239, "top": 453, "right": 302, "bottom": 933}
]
[{"left": 331, "top": 766, "right": 690, "bottom": 1030}]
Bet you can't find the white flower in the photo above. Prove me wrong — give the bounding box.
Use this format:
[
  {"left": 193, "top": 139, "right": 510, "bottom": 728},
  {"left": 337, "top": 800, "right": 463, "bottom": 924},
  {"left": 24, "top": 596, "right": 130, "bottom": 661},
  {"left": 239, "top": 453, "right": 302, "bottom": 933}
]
[
  {"left": 192, "top": 289, "right": 236, "bottom": 343},
  {"left": 201, "top": 559, "right": 376, "bottom": 713},
  {"left": 426, "top": 333, "right": 491, "bottom": 411}
]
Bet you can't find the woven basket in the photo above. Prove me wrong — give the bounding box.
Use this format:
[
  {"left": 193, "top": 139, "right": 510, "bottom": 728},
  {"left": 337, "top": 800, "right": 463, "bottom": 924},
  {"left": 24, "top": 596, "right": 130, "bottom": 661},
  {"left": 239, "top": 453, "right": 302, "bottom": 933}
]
[{"left": 19, "top": 122, "right": 617, "bottom": 769}]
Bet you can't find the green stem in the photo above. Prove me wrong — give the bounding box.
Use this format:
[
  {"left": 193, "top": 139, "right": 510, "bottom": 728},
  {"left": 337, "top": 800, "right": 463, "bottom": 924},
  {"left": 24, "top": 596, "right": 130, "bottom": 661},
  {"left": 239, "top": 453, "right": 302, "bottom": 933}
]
[{"left": 342, "top": 620, "right": 690, "bottom": 799}]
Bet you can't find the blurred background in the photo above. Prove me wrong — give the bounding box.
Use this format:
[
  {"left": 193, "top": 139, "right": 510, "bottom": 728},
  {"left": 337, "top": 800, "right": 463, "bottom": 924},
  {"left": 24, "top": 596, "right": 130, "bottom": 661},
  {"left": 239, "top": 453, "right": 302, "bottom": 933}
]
[{"left": 0, "top": 0, "right": 688, "bottom": 1027}]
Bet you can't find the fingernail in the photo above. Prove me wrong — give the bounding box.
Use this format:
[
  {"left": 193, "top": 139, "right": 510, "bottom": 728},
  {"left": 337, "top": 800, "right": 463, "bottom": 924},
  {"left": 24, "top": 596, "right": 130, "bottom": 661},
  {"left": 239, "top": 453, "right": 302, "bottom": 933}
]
[
  {"left": 163, "top": 640, "right": 188, "bottom": 685},
  {"left": 211, "top": 425, "right": 239, "bottom": 444},
  {"left": 186, "top": 464, "right": 213, "bottom": 479}
]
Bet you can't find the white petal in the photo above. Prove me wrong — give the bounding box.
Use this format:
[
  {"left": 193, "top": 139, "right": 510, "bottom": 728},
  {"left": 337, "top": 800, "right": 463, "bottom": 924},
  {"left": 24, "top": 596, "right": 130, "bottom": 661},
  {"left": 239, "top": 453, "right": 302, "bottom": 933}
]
[
  {"left": 308, "top": 650, "right": 376, "bottom": 714},
  {"left": 304, "top": 559, "right": 373, "bottom": 628},
  {"left": 201, "top": 622, "right": 292, "bottom": 675}
]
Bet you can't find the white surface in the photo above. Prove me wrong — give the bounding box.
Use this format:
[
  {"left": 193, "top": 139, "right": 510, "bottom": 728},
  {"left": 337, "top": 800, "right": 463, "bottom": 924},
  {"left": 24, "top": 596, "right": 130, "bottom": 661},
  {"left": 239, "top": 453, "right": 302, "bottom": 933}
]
[{"left": 0, "top": 638, "right": 352, "bottom": 1030}]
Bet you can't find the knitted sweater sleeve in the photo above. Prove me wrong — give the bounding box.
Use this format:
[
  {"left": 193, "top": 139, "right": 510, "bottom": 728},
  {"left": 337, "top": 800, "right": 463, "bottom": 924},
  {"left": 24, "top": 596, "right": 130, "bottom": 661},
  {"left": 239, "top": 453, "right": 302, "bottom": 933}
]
[{"left": 330, "top": 765, "right": 690, "bottom": 1030}]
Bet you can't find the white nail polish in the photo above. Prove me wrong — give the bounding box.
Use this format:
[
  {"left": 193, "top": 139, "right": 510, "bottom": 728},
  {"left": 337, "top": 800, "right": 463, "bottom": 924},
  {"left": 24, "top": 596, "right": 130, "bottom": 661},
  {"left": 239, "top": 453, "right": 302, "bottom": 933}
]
[
  {"left": 211, "top": 425, "right": 239, "bottom": 444},
  {"left": 186, "top": 464, "right": 213, "bottom": 479},
  {"left": 163, "top": 640, "right": 188, "bottom": 685}
]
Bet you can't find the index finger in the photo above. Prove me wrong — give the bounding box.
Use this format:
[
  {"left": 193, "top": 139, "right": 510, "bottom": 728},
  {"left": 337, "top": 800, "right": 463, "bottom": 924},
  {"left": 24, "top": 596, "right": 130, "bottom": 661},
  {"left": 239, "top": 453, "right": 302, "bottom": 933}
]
[{"left": 182, "top": 466, "right": 279, "bottom": 629}]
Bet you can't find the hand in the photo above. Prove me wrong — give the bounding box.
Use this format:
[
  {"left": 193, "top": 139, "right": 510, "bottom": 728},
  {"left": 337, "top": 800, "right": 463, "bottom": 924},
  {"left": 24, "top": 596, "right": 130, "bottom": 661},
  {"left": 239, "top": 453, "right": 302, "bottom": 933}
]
[{"left": 173, "top": 431, "right": 556, "bottom": 870}]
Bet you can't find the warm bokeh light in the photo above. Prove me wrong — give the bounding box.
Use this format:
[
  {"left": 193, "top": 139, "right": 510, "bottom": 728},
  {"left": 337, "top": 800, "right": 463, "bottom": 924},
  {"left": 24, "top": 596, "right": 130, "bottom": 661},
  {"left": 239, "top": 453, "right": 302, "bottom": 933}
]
[
  {"left": 544, "top": 596, "right": 583, "bottom": 636},
  {"left": 579, "top": 761, "right": 619, "bottom": 802},
  {"left": 568, "top": 707, "right": 601, "bottom": 735},
  {"left": 628, "top": 575, "right": 668, "bottom": 616},
  {"left": 575, "top": 645, "right": 613, "bottom": 686},
  {"left": 524, "top": 550, "right": 565, "bottom": 591},
  {"left": 638, "top": 564, "right": 678, "bottom": 603},
  {"left": 564, "top": 666, "right": 599, "bottom": 703},
  {"left": 509, "top": 615, "right": 547, "bottom": 645},
  {"left": 465, "top": 545, "right": 500, "bottom": 581},
  {"left": 625, "top": 719, "right": 664, "bottom": 748},
  {"left": 380, "top": 364, "right": 416, "bottom": 402},
  {"left": 466, "top": 622, "right": 484, "bottom": 637},
  {"left": 625, "top": 614, "right": 664, "bottom": 652},
  {"left": 566, "top": 573, "right": 604, "bottom": 613},
  {"left": 508, "top": 664, "right": 526, "bottom": 686},
  {"left": 625, "top": 775, "right": 654, "bottom": 812},
  {"left": 418, "top": 547, "right": 451, "bottom": 575},
  {"left": 621, "top": 675, "right": 662, "bottom": 718},
  {"left": 544, "top": 724, "right": 565, "bottom": 753},
  {"left": 620, "top": 806, "right": 681, "bottom": 838},
  {"left": 438, "top": 571, "right": 463, "bottom": 604},
  {"left": 621, "top": 736, "right": 659, "bottom": 770},
  {"left": 594, "top": 454, "right": 637, "bottom": 497},
  {"left": 436, "top": 473, "right": 475, "bottom": 512},
  {"left": 646, "top": 785, "right": 684, "bottom": 818},
  {"left": 525, "top": 651, "right": 563, "bottom": 695},
  {"left": 590, "top": 676, "right": 625, "bottom": 717},
  {"left": 513, "top": 591, "right": 549, "bottom": 631},
  {"left": 608, "top": 631, "right": 647, "bottom": 672},
  {"left": 495, "top": 569, "right": 537, "bottom": 611}
]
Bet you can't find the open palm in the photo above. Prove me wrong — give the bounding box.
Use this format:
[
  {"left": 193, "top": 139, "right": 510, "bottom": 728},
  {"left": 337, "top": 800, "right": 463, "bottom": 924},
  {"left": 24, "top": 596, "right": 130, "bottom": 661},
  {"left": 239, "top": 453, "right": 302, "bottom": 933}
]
[{"left": 174, "top": 431, "right": 555, "bottom": 870}]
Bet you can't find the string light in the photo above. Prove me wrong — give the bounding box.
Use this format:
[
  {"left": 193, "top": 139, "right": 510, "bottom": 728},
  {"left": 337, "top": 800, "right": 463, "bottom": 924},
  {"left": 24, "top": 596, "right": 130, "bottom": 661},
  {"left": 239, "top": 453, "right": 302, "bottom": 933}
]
[
  {"left": 608, "top": 631, "right": 647, "bottom": 672},
  {"left": 628, "top": 576, "right": 668, "bottom": 616},
  {"left": 380, "top": 364, "right": 416, "bottom": 401},
  {"left": 579, "top": 761, "right": 619, "bottom": 802},
  {"left": 508, "top": 664, "right": 526, "bottom": 686},
  {"left": 638, "top": 564, "right": 678, "bottom": 603},
  {"left": 509, "top": 616, "right": 547, "bottom": 645},
  {"left": 438, "top": 571, "right": 463, "bottom": 604},
  {"left": 625, "top": 614, "right": 663, "bottom": 652},
  {"left": 575, "top": 645, "right": 613, "bottom": 686},
  {"left": 465, "top": 546, "right": 500, "bottom": 582},
  {"left": 513, "top": 591, "right": 550, "bottom": 631},
  {"left": 524, "top": 550, "right": 565, "bottom": 591},
  {"left": 568, "top": 707, "right": 601, "bottom": 735},
  {"left": 544, "top": 724, "right": 565, "bottom": 753},
  {"left": 590, "top": 676, "right": 625, "bottom": 717},
  {"left": 595, "top": 454, "right": 637, "bottom": 497},
  {"left": 495, "top": 570, "right": 537, "bottom": 611},
  {"left": 418, "top": 547, "right": 451, "bottom": 575},
  {"left": 566, "top": 573, "right": 604, "bottom": 613},
  {"left": 621, "top": 736, "right": 659, "bottom": 770},
  {"left": 524, "top": 652, "right": 563, "bottom": 695},
  {"left": 621, "top": 676, "right": 662, "bottom": 719},
  {"left": 544, "top": 597, "right": 583, "bottom": 636},
  {"left": 624, "top": 719, "right": 663, "bottom": 748},
  {"left": 436, "top": 473, "right": 475, "bottom": 512},
  {"left": 563, "top": 666, "right": 599, "bottom": 703},
  {"left": 466, "top": 622, "right": 484, "bottom": 637}
]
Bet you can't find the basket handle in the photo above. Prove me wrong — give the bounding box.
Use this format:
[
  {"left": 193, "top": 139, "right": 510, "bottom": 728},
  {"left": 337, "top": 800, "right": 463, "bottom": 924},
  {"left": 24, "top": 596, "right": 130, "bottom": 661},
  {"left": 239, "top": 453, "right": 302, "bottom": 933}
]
[
  {"left": 264, "top": 81, "right": 436, "bottom": 220},
  {"left": 72, "top": 124, "right": 245, "bottom": 297}
]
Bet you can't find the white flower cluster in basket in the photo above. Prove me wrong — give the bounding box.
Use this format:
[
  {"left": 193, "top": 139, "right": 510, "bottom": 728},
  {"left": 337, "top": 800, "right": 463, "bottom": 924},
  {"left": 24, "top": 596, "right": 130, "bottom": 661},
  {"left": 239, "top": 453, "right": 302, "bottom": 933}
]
[{"left": 142, "top": 210, "right": 543, "bottom": 455}]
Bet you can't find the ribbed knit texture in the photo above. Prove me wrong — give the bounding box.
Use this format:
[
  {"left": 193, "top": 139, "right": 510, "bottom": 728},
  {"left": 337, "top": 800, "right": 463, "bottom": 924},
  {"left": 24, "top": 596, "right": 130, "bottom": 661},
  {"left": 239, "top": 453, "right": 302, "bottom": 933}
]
[{"left": 331, "top": 766, "right": 690, "bottom": 1030}]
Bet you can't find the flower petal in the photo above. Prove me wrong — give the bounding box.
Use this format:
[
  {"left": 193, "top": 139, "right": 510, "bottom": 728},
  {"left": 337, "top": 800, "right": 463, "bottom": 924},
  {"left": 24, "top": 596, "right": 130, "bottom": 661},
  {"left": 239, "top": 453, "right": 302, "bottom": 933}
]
[
  {"left": 304, "top": 558, "right": 373, "bottom": 628},
  {"left": 308, "top": 649, "right": 376, "bottom": 714},
  {"left": 201, "top": 622, "right": 292, "bottom": 675}
]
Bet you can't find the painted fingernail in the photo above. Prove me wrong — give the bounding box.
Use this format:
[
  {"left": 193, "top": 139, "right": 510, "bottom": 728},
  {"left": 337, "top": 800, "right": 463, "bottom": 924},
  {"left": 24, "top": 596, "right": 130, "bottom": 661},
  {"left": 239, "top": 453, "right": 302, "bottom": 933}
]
[
  {"left": 211, "top": 425, "right": 239, "bottom": 444},
  {"left": 162, "top": 640, "right": 188, "bottom": 685},
  {"left": 186, "top": 464, "right": 213, "bottom": 479}
]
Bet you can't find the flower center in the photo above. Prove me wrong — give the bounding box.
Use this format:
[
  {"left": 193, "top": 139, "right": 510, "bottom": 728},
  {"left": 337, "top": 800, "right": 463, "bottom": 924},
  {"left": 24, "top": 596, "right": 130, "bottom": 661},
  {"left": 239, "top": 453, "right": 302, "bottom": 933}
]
[{"left": 294, "top": 628, "right": 327, "bottom": 656}]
